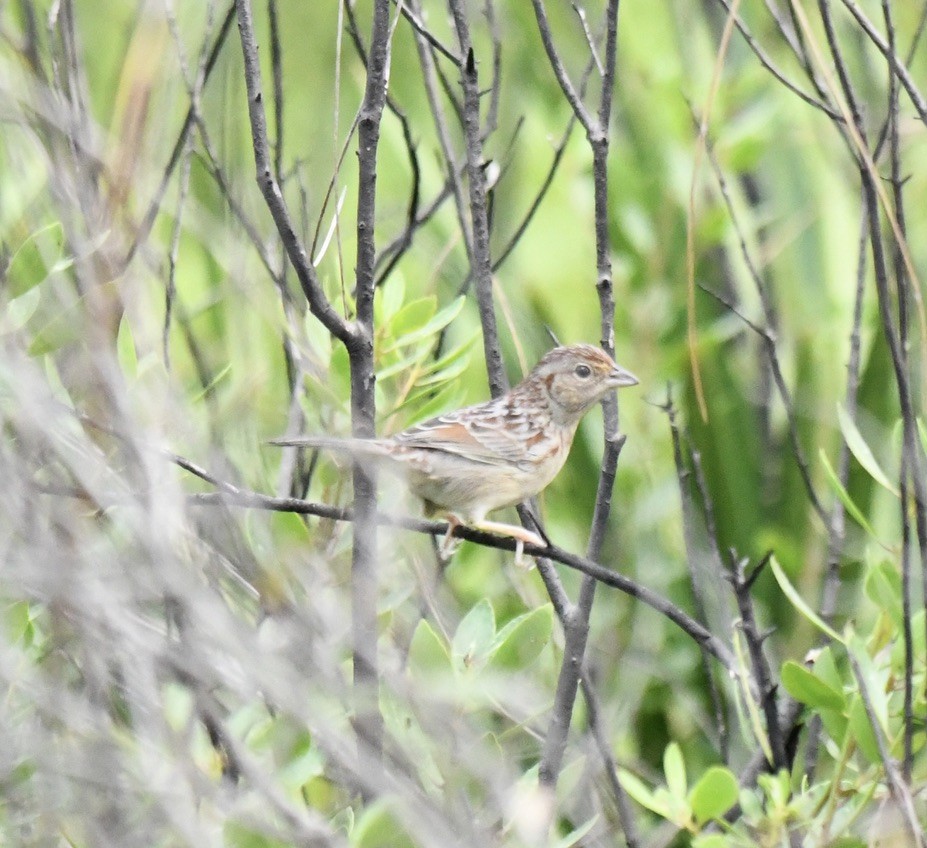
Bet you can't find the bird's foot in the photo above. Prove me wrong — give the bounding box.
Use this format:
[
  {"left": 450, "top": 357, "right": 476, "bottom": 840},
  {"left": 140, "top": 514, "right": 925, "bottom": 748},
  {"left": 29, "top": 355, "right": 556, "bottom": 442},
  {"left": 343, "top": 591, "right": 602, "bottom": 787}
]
[
  {"left": 438, "top": 516, "right": 463, "bottom": 561},
  {"left": 469, "top": 520, "right": 545, "bottom": 568}
]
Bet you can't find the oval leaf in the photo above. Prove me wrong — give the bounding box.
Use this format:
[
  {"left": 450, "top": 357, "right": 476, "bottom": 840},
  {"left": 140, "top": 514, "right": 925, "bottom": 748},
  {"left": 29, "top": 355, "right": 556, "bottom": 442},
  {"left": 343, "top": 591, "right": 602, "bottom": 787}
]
[
  {"left": 489, "top": 604, "right": 553, "bottom": 669},
  {"left": 663, "top": 742, "right": 687, "bottom": 799},
  {"left": 408, "top": 619, "right": 449, "bottom": 675},
  {"left": 780, "top": 660, "right": 845, "bottom": 711},
  {"left": 451, "top": 599, "right": 495, "bottom": 672},
  {"left": 847, "top": 695, "right": 881, "bottom": 765},
  {"left": 689, "top": 766, "right": 739, "bottom": 824},
  {"left": 617, "top": 769, "right": 672, "bottom": 818},
  {"left": 865, "top": 561, "right": 903, "bottom": 625}
]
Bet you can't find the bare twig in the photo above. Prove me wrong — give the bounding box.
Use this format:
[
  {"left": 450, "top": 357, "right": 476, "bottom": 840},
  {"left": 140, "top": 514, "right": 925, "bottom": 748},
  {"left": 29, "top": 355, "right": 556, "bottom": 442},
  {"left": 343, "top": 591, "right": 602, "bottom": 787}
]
[
  {"left": 882, "top": 0, "right": 914, "bottom": 782},
  {"left": 730, "top": 552, "right": 786, "bottom": 770},
  {"left": 666, "top": 397, "right": 731, "bottom": 763},
  {"left": 349, "top": 0, "right": 394, "bottom": 769},
  {"left": 712, "top": 0, "right": 842, "bottom": 119},
  {"left": 838, "top": 0, "right": 927, "bottom": 126},
  {"left": 581, "top": 675, "right": 641, "bottom": 848},
  {"left": 185, "top": 487, "right": 737, "bottom": 671},
  {"left": 848, "top": 653, "right": 926, "bottom": 848},
  {"left": 529, "top": 0, "right": 597, "bottom": 135},
  {"left": 408, "top": 0, "right": 474, "bottom": 269},
  {"left": 820, "top": 0, "right": 927, "bottom": 733},
  {"left": 234, "top": 0, "right": 355, "bottom": 345},
  {"left": 126, "top": 3, "right": 236, "bottom": 267},
  {"left": 447, "top": 1, "right": 509, "bottom": 396}
]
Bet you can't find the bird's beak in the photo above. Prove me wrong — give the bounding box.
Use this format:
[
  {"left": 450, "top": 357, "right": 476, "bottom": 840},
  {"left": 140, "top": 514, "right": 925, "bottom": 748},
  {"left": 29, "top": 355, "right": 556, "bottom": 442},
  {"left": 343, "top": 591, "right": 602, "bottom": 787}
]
[{"left": 608, "top": 365, "right": 639, "bottom": 387}]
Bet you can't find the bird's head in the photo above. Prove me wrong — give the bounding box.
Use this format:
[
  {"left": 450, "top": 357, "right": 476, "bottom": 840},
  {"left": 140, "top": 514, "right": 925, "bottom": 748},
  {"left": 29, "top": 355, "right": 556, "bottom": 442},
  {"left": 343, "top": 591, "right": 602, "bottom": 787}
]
[{"left": 526, "top": 343, "right": 638, "bottom": 423}]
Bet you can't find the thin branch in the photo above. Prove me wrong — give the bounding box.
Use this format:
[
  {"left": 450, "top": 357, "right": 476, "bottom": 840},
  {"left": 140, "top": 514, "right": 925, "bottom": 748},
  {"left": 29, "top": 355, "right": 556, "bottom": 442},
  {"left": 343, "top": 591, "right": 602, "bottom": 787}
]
[
  {"left": 268, "top": 0, "right": 284, "bottom": 183},
  {"left": 666, "top": 398, "right": 731, "bottom": 763},
  {"left": 391, "top": 0, "right": 461, "bottom": 66},
  {"left": 534, "top": 0, "right": 623, "bottom": 801},
  {"left": 340, "top": 0, "right": 422, "bottom": 286},
  {"left": 730, "top": 552, "right": 786, "bottom": 770},
  {"left": 848, "top": 653, "right": 926, "bottom": 848},
  {"left": 822, "top": 0, "right": 927, "bottom": 731},
  {"left": 881, "top": 0, "right": 914, "bottom": 782},
  {"left": 838, "top": 0, "right": 927, "bottom": 126},
  {"left": 349, "top": 0, "right": 394, "bottom": 770},
  {"left": 492, "top": 104, "right": 577, "bottom": 274},
  {"left": 712, "top": 0, "right": 842, "bottom": 120},
  {"left": 820, "top": 207, "right": 867, "bottom": 622},
  {"left": 447, "top": 3, "right": 509, "bottom": 396},
  {"left": 409, "top": 0, "right": 474, "bottom": 266},
  {"left": 185, "top": 488, "right": 737, "bottom": 672},
  {"left": 580, "top": 675, "right": 641, "bottom": 848},
  {"left": 234, "top": 0, "right": 356, "bottom": 345},
  {"left": 125, "top": 2, "right": 236, "bottom": 267},
  {"left": 529, "top": 0, "right": 597, "bottom": 135},
  {"left": 538, "top": 433, "right": 626, "bottom": 788}
]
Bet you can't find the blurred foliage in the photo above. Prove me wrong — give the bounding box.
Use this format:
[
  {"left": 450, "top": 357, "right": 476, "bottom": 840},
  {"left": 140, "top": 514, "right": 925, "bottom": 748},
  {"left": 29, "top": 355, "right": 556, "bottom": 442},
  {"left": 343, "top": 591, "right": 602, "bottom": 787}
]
[{"left": 2, "top": 0, "right": 927, "bottom": 846}]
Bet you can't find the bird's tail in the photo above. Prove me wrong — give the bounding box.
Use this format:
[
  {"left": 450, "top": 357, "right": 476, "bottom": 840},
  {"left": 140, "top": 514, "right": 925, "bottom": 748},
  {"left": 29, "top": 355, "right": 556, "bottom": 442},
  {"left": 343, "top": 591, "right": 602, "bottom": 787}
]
[{"left": 268, "top": 435, "right": 390, "bottom": 459}]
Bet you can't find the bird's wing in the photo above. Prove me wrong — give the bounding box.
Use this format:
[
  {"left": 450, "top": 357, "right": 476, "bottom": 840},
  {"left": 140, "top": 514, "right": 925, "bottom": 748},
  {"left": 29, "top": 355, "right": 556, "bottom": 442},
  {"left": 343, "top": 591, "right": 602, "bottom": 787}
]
[{"left": 393, "top": 399, "right": 544, "bottom": 468}]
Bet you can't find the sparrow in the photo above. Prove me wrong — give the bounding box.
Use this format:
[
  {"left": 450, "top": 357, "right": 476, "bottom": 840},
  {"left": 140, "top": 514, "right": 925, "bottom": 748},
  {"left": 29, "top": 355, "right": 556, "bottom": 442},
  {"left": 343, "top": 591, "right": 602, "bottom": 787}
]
[{"left": 273, "top": 344, "right": 638, "bottom": 557}]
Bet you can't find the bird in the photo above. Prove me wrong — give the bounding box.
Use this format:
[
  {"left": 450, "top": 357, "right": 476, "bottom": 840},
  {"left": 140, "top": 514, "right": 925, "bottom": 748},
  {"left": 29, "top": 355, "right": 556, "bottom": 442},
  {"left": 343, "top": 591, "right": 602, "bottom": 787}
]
[{"left": 272, "top": 344, "right": 638, "bottom": 559}]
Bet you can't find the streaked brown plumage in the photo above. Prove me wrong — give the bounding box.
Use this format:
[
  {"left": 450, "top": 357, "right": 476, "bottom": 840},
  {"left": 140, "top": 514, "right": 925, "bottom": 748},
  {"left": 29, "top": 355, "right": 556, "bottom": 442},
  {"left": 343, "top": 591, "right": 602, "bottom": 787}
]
[{"left": 273, "top": 344, "right": 638, "bottom": 554}]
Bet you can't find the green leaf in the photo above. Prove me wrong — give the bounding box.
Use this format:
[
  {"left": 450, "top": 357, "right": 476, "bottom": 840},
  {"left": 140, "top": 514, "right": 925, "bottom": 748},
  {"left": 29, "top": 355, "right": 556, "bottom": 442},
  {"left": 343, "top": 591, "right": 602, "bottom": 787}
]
[
  {"left": 411, "top": 354, "right": 470, "bottom": 389},
  {"left": 770, "top": 555, "right": 843, "bottom": 643},
  {"left": 116, "top": 315, "right": 137, "bottom": 379},
  {"left": 191, "top": 363, "right": 231, "bottom": 404},
  {"left": 819, "top": 448, "right": 878, "bottom": 539},
  {"left": 7, "top": 222, "right": 64, "bottom": 297},
  {"left": 388, "top": 296, "right": 436, "bottom": 340},
  {"left": 847, "top": 694, "right": 881, "bottom": 764},
  {"left": 451, "top": 599, "right": 495, "bottom": 672},
  {"left": 837, "top": 404, "right": 898, "bottom": 496},
  {"left": 663, "top": 742, "right": 687, "bottom": 799},
  {"left": 689, "top": 766, "right": 739, "bottom": 825},
  {"left": 6, "top": 286, "right": 42, "bottom": 331},
  {"left": 224, "top": 821, "right": 292, "bottom": 848},
  {"left": 351, "top": 799, "right": 414, "bottom": 848},
  {"left": 419, "top": 327, "right": 480, "bottom": 375},
  {"left": 552, "top": 815, "right": 598, "bottom": 848},
  {"left": 813, "top": 646, "right": 845, "bottom": 692},
  {"left": 408, "top": 619, "right": 449, "bottom": 675},
  {"left": 780, "top": 660, "right": 846, "bottom": 711},
  {"left": 399, "top": 382, "right": 465, "bottom": 424},
  {"left": 848, "top": 633, "right": 889, "bottom": 728},
  {"left": 351, "top": 801, "right": 415, "bottom": 848},
  {"left": 26, "top": 299, "right": 82, "bottom": 356},
  {"left": 386, "top": 296, "right": 465, "bottom": 351},
  {"left": 693, "top": 835, "right": 731, "bottom": 848},
  {"left": 618, "top": 769, "right": 672, "bottom": 818},
  {"left": 865, "top": 561, "right": 903, "bottom": 625},
  {"left": 757, "top": 770, "right": 791, "bottom": 809},
  {"left": 379, "top": 276, "right": 405, "bottom": 322},
  {"left": 4, "top": 600, "right": 33, "bottom": 644},
  {"left": 818, "top": 707, "right": 849, "bottom": 747},
  {"left": 488, "top": 604, "right": 553, "bottom": 669}
]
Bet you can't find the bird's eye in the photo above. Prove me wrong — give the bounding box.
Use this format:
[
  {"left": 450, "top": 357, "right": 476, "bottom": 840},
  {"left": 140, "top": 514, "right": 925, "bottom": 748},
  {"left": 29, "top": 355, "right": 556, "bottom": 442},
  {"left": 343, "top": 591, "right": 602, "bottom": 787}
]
[{"left": 574, "top": 364, "right": 592, "bottom": 379}]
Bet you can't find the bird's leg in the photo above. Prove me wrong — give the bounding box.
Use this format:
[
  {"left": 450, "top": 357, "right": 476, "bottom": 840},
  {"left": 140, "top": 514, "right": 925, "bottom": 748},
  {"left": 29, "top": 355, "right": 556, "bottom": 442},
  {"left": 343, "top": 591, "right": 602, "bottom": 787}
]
[
  {"left": 439, "top": 515, "right": 463, "bottom": 559},
  {"left": 468, "top": 520, "right": 545, "bottom": 568}
]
